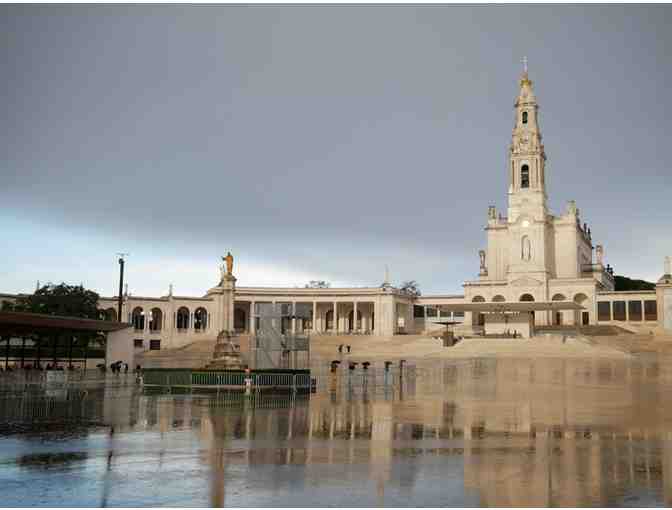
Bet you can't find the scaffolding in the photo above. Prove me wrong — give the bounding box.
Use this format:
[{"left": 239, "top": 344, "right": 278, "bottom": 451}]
[{"left": 252, "top": 303, "right": 311, "bottom": 370}]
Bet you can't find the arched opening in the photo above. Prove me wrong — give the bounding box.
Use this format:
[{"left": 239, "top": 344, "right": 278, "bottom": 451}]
[
  {"left": 347, "top": 309, "right": 362, "bottom": 332},
  {"left": 149, "top": 308, "right": 162, "bottom": 332},
  {"left": 132, "top": 307, "right": 144, "bottom": 331},
  {"left": 574, "top": 293, "right": 590, "bottom": 326},
  {"left": 233, "top": 308, "right": 246, "bottom": 332},
  {"left": 522, "top": 111, "right": 528, "bottom": 124},
  {"left": 492, "top": 295, "right": 506, "bottom": 302},
  {"left": 519, "top": 294, "right": 535, "bottom": 323},
  {"left": 521, "top": 164, "right": 530, "bottom": 188},
  {"left": 195, "top": 307, "right": 208, "bottom": 331},
  {"left": 472, "top": 296, "right": 486, "bottom": 327},
  {"left": 325, "top": 310, "right": 335, "bottom": 331},
  {"left": 105, "top": 308, "right": 117, "bottom": 321},
  {"left": 176, "top": 307, "right": 190, "bottom": 330},
  {"left": 551, "top": 294, "right": 566, "bottom": 325}
]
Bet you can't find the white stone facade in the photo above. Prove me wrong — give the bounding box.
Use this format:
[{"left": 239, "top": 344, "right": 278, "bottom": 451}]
[
  {"left": 463, "top": 69, "right": 616, "bottom": 329},
  {"left": 4, "top": 67, "right": 671, "bottom": 351}
]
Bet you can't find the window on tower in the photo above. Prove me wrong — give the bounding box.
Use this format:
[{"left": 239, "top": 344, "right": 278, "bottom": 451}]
[
  {"left": 522, "top": 111, "right": 528, "bottom": 124},
  {"left": 521, "top": 164, "right": 530, "bottom": 188}
]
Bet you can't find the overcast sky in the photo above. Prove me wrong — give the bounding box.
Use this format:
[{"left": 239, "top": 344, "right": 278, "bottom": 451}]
[{"left": 1, "top": 5, "right": 671, "bottom": 298}]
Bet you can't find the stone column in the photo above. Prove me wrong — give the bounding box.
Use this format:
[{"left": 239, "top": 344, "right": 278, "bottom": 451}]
[
  {"left": 312, "top": 301, "right": 317, "bottom": 333},
  {"left": 353, "top": 301, "right": 358, "bottom": 333},
  {"left": 333, "top": 302, "right": 338, "bottom": 333},
  {"left": 250, "top": 301, "right": 256, "bottom": 334},
  {"left": 291, "top": 301, "right": 296, "bottom": 334},
  {"left": 656, "top": 256, "right": 672, "bottom": 332}
]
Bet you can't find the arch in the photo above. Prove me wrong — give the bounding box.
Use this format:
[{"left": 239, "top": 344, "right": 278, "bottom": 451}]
[
  {"left": 105, "top": 308, "right": 117, "bottom": 321},
  {"left": 325, "top": 310, "right": 335, "bottom": 331},
  {"left": 522, "top": 111, "right": 528, "bottom": 124},
  {"left": 233, "top": 308, "right": 245, "bottom": 332},
  {"left": 520, "top": 294, "right": 535, "bottom": 302},
  {"left": 551, "top": 294, "right": 566, "bottom": 325},
  {"left": 149, "top": 308, "right": 162, "bottom": 332},
  {"left": 492, "top": 295, "right": 506, "bottom": 302},
  {"left": 471, "top": 296, "right": 486, "bottom": 327},
  {"left": 574, "top": 293, "right": 591, "bottom": 326},
  {"left": 521, "top": 164, "right": 530, "bottom": 188},
  {"left": 131, "top": 307, "right": 144, "bottom": 331},
  {"left": 195, "top": 307, "right": 208, "bottom": 331},
  {"left": 573, "top": 293, "right": 589, "bottom": 305},
  {"left": 176, "top": 307, "right": 190, "bottom": 330},
  {"left": 347, "top": 309, "right": 362, "bottom": 332}
]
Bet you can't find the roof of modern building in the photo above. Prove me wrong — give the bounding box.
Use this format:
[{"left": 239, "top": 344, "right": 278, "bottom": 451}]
[{"left": 0, "top": 311, "right": 130, "bottom": 332}]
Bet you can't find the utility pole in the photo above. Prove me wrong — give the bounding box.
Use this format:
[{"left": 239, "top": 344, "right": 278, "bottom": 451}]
[{"left": 116, "top": 253, "right": 129, "bottom": 322}]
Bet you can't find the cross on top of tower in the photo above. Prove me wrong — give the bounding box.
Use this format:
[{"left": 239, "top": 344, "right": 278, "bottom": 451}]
[{"left": 521, "top": 56, "right": 528, "bottom": 73}]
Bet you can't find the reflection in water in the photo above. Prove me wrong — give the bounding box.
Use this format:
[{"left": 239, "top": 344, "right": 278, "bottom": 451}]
[{"left": 2, "top": 357, "right": 672, "bottom": 506}]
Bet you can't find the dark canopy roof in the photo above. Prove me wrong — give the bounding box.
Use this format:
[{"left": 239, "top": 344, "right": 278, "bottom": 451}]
[{"left": 0, "top": 311, "right": 130, "bottom": 333}]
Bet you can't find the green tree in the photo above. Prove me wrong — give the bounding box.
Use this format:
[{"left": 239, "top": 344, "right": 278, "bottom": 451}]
[
  {"left": 614, "top": 275, "right": 656, "bottom": 292},
  {"left": 6, "top": 283, "right": 102, "bottom": 319}
]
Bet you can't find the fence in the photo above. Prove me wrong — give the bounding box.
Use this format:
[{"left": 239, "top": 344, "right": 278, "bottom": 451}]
[{"left": 141, "top": 369, "right": 313, "bottom": 394}]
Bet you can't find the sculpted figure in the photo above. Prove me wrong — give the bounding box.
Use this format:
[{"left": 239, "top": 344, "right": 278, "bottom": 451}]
[
  {"left": 223, "top": 252, "right": 234, "bottom": 275},
  {"left": 596, "top": 245, "right": 604, "bottom": 265},
  {"left": 521, "top": 236, "right": 532, "bottom": 261},
  {"left": 479, "top": 250, "right": 486, "bottom": 271}
]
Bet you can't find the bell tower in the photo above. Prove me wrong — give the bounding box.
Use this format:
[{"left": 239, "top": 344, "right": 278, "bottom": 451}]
[{"left": 507, "top": 58, "right": 548, "bottom": 223}]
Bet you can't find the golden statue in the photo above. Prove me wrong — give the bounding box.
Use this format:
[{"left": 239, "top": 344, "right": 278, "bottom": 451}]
[{"left": 223, "top": 252, "right": 234, "bottom": 275}]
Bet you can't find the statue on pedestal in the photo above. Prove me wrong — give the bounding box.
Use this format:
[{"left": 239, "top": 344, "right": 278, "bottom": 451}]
[
  {"left": 479, "top": 250, "right": 487, "bottom": 274},
  {"left": 596, "top": 245, "right": 604, "bottom": 266}
]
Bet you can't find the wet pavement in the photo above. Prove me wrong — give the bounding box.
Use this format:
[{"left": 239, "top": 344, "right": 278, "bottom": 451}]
[{"left": 2, "top": 356, "right": 672, "bottom": 507}]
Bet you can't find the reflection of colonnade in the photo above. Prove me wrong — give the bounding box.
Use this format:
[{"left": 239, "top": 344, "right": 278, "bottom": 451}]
[{"left": 98, "top": 356, "right": 672, "bottom": 506}]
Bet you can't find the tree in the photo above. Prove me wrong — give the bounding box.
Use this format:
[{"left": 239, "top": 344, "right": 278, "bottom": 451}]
[
  {"left": 6, "top": 283, "right": 102, "bottom": 319},
  {"left": 400, "top": 280, "right": 421, "bottom": 297},
  {"left": 305, "top": 280, "right": 330, "bottom": 289},
  {"left": 614, "top": 275, "right": 655, "bottom": 292}
]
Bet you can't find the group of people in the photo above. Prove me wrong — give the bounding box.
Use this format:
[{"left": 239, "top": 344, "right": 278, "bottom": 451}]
[
  {"left": 337, "top": 344, "right": 352, "bottom": 354},
  {"left": 109, "top": 361, "right": 129, "bottom": 374}
]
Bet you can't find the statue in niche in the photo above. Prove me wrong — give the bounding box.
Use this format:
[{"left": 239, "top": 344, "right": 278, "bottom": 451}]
[
  {"left": 567, "top": 200, "right": 577, "bottom": 216},
  {"left": 596, "top": 245, "right": 604, "bottom": 265},
  {"left": 521, "top": 236, "right": 532, "bottom": 262},
  {"left": 488, "top": 206, "right": 496, "bottom": 221},
  {"left": 479, "top": 250, "right": 486, "bottom": 272}
]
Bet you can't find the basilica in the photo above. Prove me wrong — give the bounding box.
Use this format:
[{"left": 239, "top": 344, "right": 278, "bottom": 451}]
[{"left": 83, "top": 68, "right": 672, "bottom": 349}]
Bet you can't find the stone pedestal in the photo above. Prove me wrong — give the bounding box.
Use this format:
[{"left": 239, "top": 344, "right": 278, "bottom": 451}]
[{"left": 205, "top": 330, "right": 244, "bottom": 370}]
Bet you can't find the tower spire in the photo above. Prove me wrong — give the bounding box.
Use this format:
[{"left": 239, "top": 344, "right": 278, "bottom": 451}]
[{"left": 507, "top": 65, "right": 547, "bottom": 222}]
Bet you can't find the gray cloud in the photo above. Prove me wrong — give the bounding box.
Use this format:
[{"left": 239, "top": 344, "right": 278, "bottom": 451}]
[{"left": 2, "top": 5, "right": 671, "bottom": 295}]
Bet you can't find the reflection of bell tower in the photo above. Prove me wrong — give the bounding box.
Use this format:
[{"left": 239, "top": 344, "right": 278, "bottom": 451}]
[{"left": 508, "top": 59, "right": 548, "bottom": 224}]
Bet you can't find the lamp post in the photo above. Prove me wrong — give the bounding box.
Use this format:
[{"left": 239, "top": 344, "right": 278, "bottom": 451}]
[{"left": 117, "top": 253, "right": 129, "bottom": 323}]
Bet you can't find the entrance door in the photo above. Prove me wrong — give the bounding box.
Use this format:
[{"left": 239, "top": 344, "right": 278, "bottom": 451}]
[{"left": 582, "top": 312, "right": 590, "bottom": 326}]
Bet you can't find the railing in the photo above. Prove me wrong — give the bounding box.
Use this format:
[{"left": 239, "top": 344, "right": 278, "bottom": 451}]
[{"left": 141, "top": 369, "right": 312, "bottom": 393}]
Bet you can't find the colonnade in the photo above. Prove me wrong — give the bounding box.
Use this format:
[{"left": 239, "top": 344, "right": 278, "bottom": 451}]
[{"left": 237, "top": 300, "right": 378, "bottom": 335}]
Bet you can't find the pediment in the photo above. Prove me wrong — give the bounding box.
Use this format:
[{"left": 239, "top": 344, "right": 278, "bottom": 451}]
[{"left": 509, "top": 277, "right": 543, "bottom": 287}]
